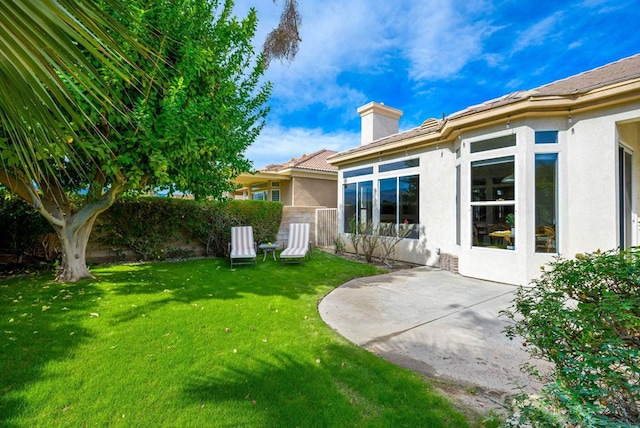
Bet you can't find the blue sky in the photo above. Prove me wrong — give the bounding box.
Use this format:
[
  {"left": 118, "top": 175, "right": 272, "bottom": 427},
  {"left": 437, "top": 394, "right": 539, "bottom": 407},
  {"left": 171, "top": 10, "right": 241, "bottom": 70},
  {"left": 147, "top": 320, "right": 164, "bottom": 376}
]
[{"left": 233, "top": 0, "right": 640, "bottom": 168}]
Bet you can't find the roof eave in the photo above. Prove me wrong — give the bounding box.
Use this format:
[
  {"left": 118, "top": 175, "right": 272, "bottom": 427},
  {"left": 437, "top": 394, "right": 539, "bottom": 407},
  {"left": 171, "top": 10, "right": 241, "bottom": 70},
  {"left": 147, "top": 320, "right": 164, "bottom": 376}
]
[
  {"left": 233, "top": 171, "right": 292, "bottom": 186},
  {"left": 328, "top": 79, "right": 640, "bottom": 166}
]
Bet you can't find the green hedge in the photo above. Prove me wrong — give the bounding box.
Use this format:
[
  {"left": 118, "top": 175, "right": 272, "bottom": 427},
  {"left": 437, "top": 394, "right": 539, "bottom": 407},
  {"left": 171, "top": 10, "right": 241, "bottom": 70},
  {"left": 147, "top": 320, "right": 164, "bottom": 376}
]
[
  {"left": 0, "top": 190, "right": 53, "bottom": 262},
  {"left": 100, "top": 197, "right": 282, "bottom": 260},
  {"left": 0, "top": 195, "right": 282, "bottom": 263}
]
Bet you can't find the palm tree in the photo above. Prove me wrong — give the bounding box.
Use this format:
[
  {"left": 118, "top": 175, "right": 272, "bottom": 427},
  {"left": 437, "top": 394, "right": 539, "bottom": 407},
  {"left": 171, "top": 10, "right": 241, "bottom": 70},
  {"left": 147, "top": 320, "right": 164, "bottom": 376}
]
[
  {"left": 0, "top": 0, "right": 140, "bottom": 185},
  {"left": 0, "top": 0, "right": 302, "bottom": 185}
]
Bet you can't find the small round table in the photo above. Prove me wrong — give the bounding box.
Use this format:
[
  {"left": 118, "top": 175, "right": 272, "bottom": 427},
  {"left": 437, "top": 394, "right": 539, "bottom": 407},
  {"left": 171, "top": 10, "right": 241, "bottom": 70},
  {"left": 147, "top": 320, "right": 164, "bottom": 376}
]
[{"left": 258, "top": 242, "right": 279, "bottom": 261}]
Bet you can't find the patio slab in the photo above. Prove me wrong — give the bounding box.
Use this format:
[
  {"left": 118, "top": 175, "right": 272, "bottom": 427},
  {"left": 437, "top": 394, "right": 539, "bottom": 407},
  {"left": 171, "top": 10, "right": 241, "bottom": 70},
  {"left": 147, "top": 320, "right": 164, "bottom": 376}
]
[{"left": 318, "top": 267, "right": 550, "bottom": 404}]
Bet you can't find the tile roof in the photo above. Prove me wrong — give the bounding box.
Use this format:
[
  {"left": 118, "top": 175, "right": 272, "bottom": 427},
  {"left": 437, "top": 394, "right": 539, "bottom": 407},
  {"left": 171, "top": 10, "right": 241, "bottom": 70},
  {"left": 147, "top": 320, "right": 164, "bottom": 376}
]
[
  {"left": 260, "top": 149, "right": 338, "bottom": 173},
  {"left": 330, "top": 54, "right": 640, "bottom": 161},
  {"left": 450, "top": 53, "right": 640, "bottom": 120}
]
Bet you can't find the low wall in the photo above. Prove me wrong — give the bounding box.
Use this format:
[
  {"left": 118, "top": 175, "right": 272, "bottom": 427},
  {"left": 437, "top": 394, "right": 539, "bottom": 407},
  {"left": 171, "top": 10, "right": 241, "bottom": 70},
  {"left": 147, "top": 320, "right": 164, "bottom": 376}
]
[
  {"left": 85, "top": 236, "right": 206, "bottom": 263},
  {"left": 277, "top": 206, "right": 325, "bottom": 246}
]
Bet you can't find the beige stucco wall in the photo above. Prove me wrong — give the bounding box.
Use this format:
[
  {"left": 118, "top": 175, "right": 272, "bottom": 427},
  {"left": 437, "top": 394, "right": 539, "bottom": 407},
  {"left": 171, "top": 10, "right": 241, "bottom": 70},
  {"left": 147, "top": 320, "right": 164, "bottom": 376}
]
[
  {"left": 292, "top": 176, "right": 337, "bottom": 207},
  {"left": 278, "top": 180, "right": 293, "bottom": 206}
]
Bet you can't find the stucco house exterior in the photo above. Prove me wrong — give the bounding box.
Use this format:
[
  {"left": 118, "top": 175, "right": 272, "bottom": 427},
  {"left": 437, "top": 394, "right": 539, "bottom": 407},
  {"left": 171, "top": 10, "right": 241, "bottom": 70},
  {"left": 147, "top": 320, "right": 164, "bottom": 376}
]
[
  {"left": 328, "top": 54, "right": 640, "bottom": 285},
  {"left": 234, "top": 149, "right": 338, "bottom": 245},
  {"left": 234, "top": 149, "right": 338, "bottom": 206}
]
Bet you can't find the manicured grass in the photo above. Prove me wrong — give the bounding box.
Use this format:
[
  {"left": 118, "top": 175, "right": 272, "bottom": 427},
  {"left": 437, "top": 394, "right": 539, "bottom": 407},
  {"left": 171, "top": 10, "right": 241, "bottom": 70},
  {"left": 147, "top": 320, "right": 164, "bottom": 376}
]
[{"left": 1, "top": 251, "right": 471, "bottom": 427}]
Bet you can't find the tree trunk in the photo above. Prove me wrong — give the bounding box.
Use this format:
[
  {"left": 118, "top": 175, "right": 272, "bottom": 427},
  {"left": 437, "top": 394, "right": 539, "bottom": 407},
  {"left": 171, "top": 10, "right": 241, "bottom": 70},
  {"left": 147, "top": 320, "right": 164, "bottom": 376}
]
[
  {"left": 54, "top": 215, "right": 97, "bottom": 282},
  {"left": 0, "top": 169, "right": 124, "bottom": 283}
]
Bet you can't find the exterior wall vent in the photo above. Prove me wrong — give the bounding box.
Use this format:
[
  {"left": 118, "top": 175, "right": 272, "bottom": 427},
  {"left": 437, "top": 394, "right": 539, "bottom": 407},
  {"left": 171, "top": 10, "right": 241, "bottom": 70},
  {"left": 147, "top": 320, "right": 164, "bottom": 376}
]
[{"left": 420, "top": 117, "right": 440, "bottom": 130}]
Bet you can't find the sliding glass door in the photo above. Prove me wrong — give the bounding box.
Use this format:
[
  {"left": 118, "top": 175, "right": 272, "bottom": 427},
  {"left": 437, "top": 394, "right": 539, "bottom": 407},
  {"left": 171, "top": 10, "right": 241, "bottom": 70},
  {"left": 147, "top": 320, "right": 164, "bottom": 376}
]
[{"left": 619, "top": 145, "right": 633, "bottom": 249}]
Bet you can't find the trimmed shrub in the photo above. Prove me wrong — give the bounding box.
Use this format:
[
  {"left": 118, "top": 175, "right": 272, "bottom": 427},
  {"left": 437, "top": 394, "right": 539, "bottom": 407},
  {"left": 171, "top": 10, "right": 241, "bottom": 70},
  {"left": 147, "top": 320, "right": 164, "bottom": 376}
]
[
  {"left": 0, "top": 193, "right": 283, "bottom": 263},
  {"left": 503, "top": 248, "right": 640, "bottom": 427},
  {"left": 189, "top": 199, "right": 282, "bottom": 257},
  {"left": 99, "top": 197, "right": 282, "bottom": 260},
  {"left": 98, "top": 197, "right": 200, "bottom": 260}
]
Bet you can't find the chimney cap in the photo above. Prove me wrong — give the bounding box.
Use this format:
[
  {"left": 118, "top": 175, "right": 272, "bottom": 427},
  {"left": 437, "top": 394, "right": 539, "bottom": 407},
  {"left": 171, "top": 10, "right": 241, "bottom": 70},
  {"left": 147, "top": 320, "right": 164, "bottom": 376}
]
[{"left": 357, "top": 101, "right": 403, "bottom": 119}]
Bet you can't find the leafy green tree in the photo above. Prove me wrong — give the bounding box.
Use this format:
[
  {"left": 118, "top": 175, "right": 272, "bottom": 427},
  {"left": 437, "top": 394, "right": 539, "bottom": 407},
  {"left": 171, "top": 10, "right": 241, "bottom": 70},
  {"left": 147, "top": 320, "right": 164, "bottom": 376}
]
[{"left": 0, "top": 0, "right": 298, "bottom": 282}]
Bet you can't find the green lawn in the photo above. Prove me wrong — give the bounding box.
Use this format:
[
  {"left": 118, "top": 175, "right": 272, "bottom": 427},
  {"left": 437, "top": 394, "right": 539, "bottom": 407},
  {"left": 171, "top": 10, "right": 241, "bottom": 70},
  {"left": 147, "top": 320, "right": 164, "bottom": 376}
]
[{"left": 1, "top": 251, "right": 473, "bottom": 427}]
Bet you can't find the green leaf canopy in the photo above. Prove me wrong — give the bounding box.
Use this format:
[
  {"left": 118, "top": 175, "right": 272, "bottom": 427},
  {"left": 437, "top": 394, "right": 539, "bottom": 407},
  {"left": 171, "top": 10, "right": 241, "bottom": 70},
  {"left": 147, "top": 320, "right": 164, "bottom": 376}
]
[{"left": 79, "top": 0, "right": 271, "bottom": 199}]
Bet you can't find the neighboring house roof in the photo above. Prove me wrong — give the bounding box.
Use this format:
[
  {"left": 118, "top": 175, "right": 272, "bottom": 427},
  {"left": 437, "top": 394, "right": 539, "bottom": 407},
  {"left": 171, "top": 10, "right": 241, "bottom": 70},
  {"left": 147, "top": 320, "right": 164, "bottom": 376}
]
[
  {"left": 234, "top": 149, "right": 338, "bottom": 187},
  {"left": 260, "top": 149, "right": 338, "bottom": 173},
  {"left": 329, "top": 54, "right": 640, "bottom": 164}
]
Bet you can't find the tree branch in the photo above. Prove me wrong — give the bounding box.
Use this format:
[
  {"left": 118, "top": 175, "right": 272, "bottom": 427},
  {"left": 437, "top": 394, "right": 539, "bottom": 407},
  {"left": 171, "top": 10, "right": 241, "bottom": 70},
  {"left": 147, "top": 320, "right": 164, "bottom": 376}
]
[
  {"left": 68, "top": 179, "right": 125, "bottom": 231},
  {"left": 0, "top": 168, "right": 34, "bottom": 202}
]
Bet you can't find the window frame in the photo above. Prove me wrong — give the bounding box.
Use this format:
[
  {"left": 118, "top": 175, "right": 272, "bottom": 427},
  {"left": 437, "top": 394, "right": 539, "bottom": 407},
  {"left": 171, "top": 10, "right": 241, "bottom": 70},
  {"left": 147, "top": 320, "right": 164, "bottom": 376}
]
[
  {"left": 343, "top": 180, "right": 373, "bottom": 234},
  {"left": 468, "top": 133, "right": 518, "bottom": 250},
  {"left": 378, "top": 174, "right": 420, "bottom": 239},
  {"left": 534, "top": 152, "right": 558, "bottom": 253}
]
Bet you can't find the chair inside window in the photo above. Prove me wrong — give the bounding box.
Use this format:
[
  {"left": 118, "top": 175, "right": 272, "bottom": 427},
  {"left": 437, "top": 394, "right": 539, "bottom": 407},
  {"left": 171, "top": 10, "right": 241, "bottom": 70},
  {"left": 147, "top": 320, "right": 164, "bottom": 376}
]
[
  {"left": 489, "top": 223, "right": 510, "bottom": 246},
  {"left": 229, "top": 226, "right": 257, "bottom": 268},
  {"left": 536, "top": 226, "right": 556, "bottom": 253},
  {"left": 280, "top": 223, "right": 312, "bottom": 264}
]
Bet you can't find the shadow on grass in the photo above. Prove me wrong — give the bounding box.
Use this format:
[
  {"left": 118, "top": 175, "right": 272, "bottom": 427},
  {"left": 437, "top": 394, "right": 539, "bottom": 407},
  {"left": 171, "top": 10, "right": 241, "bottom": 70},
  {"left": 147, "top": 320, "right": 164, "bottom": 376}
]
[
  {"left": 0, "top": 252, "right": 384, "bottom": 426},
  {"left": 0, "top": 275, "right": 104, "bottom": 426},
  {"left": 181, "top": 344, "right": 469, "bottom": 427},
  {"left": 93, "top": 251, "right": 383, "bottom": 325}
]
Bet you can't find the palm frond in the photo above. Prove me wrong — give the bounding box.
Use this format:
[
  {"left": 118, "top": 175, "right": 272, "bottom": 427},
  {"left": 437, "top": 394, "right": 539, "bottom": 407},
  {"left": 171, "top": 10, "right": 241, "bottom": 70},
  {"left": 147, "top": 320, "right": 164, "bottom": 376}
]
[{"left": 0, "top": 0, "right": 146, "bottom": 187}]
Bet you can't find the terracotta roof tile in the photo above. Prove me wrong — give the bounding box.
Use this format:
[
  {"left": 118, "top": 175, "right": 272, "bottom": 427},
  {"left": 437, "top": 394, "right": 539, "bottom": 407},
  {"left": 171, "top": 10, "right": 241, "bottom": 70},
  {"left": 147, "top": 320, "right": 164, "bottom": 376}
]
[{"left": 260, "top": 149, "right": 338, "bottom": 173}]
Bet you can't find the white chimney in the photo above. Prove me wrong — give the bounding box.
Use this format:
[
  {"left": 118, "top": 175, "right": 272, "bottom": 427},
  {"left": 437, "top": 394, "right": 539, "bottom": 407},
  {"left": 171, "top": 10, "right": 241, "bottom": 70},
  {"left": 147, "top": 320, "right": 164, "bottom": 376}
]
[{"left": 357, "top": 102, "right": 403, "bottom": 146}]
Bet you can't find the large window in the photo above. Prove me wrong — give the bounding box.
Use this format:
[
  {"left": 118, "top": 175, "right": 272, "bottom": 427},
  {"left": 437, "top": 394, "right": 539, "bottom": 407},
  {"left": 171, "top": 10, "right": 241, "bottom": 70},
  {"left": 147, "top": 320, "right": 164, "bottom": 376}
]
[
  {"left": 252, "top": 191, "right": 268, "bottom": 200},
  {"left": 379, "top": 175, "right": 419, "bottom": 239},
  {"left": 471, "top": 156, "right": 515, "bottom": 249},
  {"left": 535, "top": 153, "right": 557, "bottom": 253},
  {"left": 343, "top": 181, "right": 372, "bottom": 233}
]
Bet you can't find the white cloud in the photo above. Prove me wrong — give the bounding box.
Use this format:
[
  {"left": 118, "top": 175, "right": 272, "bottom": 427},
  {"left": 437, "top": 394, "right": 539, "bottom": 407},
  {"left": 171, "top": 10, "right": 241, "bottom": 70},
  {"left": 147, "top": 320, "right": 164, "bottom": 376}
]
[
  {"left": 233, "top": 0, "right": 502, "bottom": 166},
  {"left": 249, "top": 0, "right": 507, "bottom": 109},
  {"left": 568, "top": 40, "right": 583, "bottom": 50},
  {"left": 581, "top": 0, "right": 631, "bottom": 13},
  {"left": 245, "top": 124, "right": 359, "bottom": 168},
  {"left": 401, "top": 1, "right": 498, "bottom": 81},
  {"left": 512, "top": 12, "right": 563, "bottom": 53},
  {"left": 231, "top": 1, "right": 639, "bottom": 170}
]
